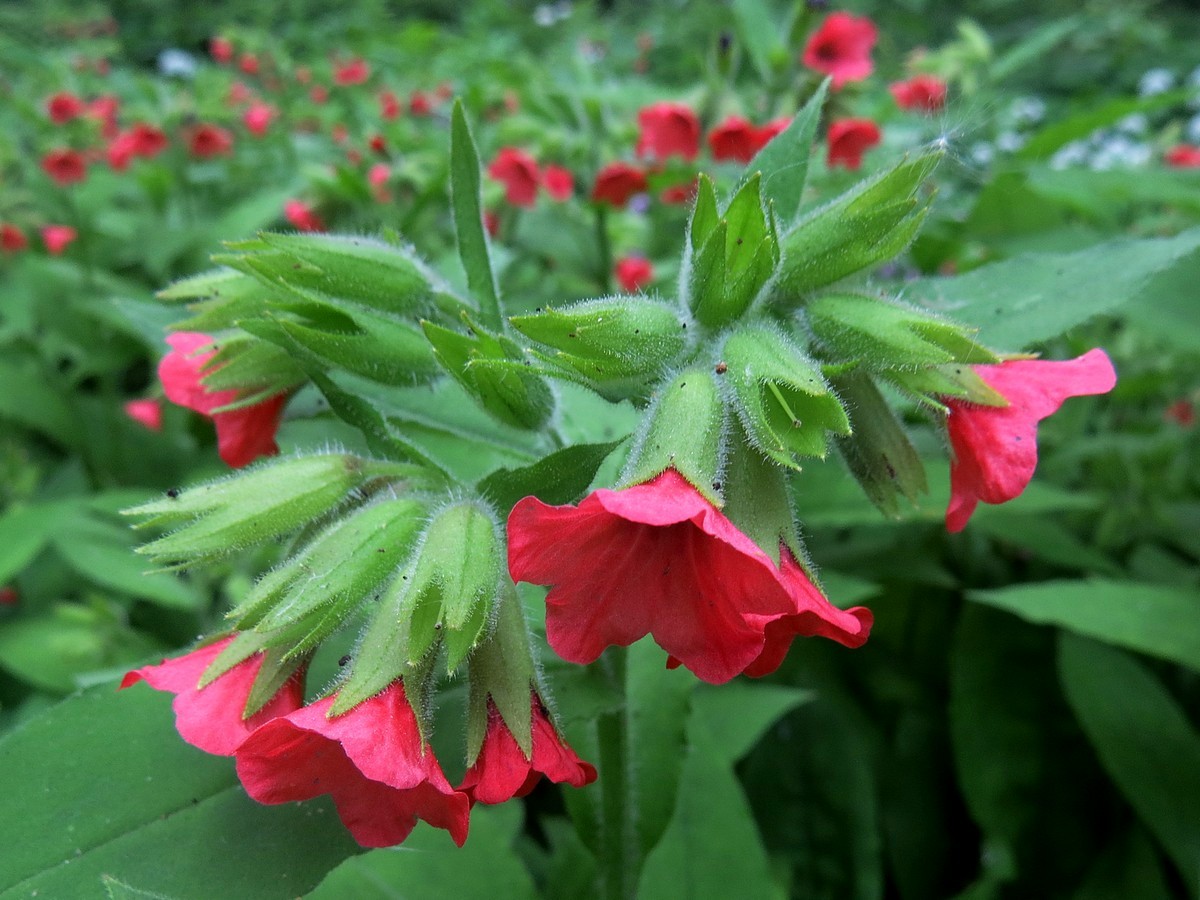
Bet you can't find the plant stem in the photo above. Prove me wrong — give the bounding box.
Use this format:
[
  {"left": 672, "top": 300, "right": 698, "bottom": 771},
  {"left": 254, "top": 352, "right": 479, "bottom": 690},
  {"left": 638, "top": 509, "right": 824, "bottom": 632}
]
[
  {"left": 596, "top": 644, "right": 635, "bottom": 900},
  {"left": 594, "top": 203, "right": 613, "bottom": 294}
]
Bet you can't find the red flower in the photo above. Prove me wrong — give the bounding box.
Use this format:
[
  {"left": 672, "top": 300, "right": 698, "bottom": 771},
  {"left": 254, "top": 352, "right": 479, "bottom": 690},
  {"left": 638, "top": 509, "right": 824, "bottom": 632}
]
[
  {"left": 379, "top": 90, "right": 402, "bottom": 120},
  {"left": 591, "top": 162, "right": 647, "bottom": 207},
  {"left": 368, "top": 163, "right": 391, "bottom": 202},
  {"left": 758, "top": 117, "right": 791, "bottom": 144},
  {"left": 410, "top": 91, "right": 433, "bottom": 116},
  {"left": 507, "top": 469, "right": 799, "bottom": 684},
  {"left": 210, "top": 36, "right": 233, "bottom": 64},
  {"left": 459, "top": 696, "right": 597, "bottom": 804},
  {"left": 488, "top": 147, "right": 541, "bottom": 207},
  {"left": 333, "top": 58, "right": 370, "bottom": 86},
  {"left": 1, "top": 224, "right": 28, "bottom": 253},
  {"left": 41, "top": 148, "right": 87, "bottom": 185},
  {"left": 309, "top": 85, "right": 329, "bottom": 104},
  {"left": 543, "top": 165, "right": 574, "bottom": 201},
  {"left": 284, "top": 199, "right": 325, "bottom": 232},
  {"left": 158, "top": 331, "right": 287, "bottom": 468},
  {"left": 45, "top": 91, "right": 86, "bottom": 124},
  {"left": 243, "top": 102, "right": 276, "bottom": 136},
  {"left": 1165, "top": 145, "right": 1200, "bottom": 168},
  {"left": 235, "top": 681, "right": 471, "bottom": 848},
  {"left": 827, "top": 118, "right": 881, "bottom": 170},
  {"left": 708, "top": 116, "right": 761, "bottom": 164},
  {"left": 659, "top": 178, "right": 698, "bottom": 205},
  {"left": 239, "top": 53, "right": 260, "bottom": 76},
  {"left": 944, "top": 349, "right": 1117, "bottom": 532},
  {"left": 801, "top": 12, "right": 878, "bottom": 89},
  {"left": 890, "top": 75, "right": 948, "bottom": 113},
  {"left": 41, "top": 225, "right": 77, "bottom": 255},
  {"left": 130, "top": 122, "right": 168, "bottom": 157},
  {"left": 120, "top": 636, "right": 305, "bottom": 756},
  {"left": 368, "top": 133, "right": 387, "bottom": 155},
  {"left": 483, "top": 209, "right": 500, "bottom": 238},
  {"left": 0, "top": 586, "right": 17, "bottom": 606},
  {"left": 636, "top": 102, "right": 701, "bottom": 162},
  {"left": 615, "top": 255, "right": 654, "bottom": 292},
  {"left": 1164, "top": 399, "right": 1195, "bottom": 428},
  {"left": 186, "top": 123, "right": 234, "bottom": 159},
  {"left": 124, "top": 398, "right": 163, "bottom": 431}
]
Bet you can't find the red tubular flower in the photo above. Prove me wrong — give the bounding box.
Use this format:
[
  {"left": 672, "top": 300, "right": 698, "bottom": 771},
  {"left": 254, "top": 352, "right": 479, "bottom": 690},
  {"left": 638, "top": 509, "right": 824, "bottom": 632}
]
[
  {"left": 827, "top": 118, "right": 881, "bottom": 170},
  {"left": 379, "top": 90, "right": 402, "bottom": 120},
  {"left": 243, "top": 102, "right": 276, "bottom": 136},
  {"left": 543, "top": 164, "right": 574, "bottom": 201},
  {"left": 615, "top": 255, "right": 654, "bottom": 292},
  {"left": 944, "top": 349, "right": 1117, "bottom": 532},
  {"left": 120, "top": 636, "right": 305, "bottom": 756},
  {"left": 409, "top": 91, "right": 433, "bottom": 116},
  {"left": 801, "top": 12, "right": 878, "bottom": 89},
  {"left": 488, "top": 147, "right": 541, "bottom": 207},
  {"left": 334, "top": 58, "right": 370, "bottom": 86},
  {"left": 508, "top": 469, "right": 799, "bottom": 684},
  {"left": 235, "top": 682, "right": 471, "bottom": 848},
  {"left": 284, "top": 199, "right": 325, "bottom": 232},
  {"left": 460, "top": 696, "right": 597, "bottom": 805},
  {"left": 158, "top": 331, "right": 287, "bottom": 468},
  {"left": 660, "top": 177, "right": 698, "bottom": 205},
  {"left": 46, "top": 91, "right": 86, "bottom": 124},
  {"left": 186, "top": 123, "right": 234, "bottom": 159},
  {"left": 1165, "top": 145, "right": 1200, "bottom": 168},
  {"left": 636, "top": 102, "right": 701, "bottom": 162},
  {"left": 124, "top": 398, "right": 163, "bottom": 431},
  {"left": 1, "top": 224, "right": 28, "bottom": 253},
  {"left": 210, "top": 36, "right": 233, "bottom": 64},
  {"left": 708, "top": 116, "right": 760, "bottom": 164},
  {"left": 41, "top": 225, "right": 77, "bottom": 255},
  {"left": 591, "top": 162, "right": 647, "bottom": 207},
  {"left": 41, "top": 148, "right": 87, "bottom": 185},
  {"left": 890, "top": 75, "right": 948, "bottom": 113}
]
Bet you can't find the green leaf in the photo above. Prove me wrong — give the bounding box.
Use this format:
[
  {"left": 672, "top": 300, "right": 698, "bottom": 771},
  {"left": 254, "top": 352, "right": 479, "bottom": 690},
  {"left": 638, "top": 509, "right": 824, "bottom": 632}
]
[
  {"left": 450, "top": 101, "right": 501, "bottom": 330},
  {"left": 731, "top": 0, "right": 782, "bottom": 83},
  {"left": 1017, "top": 88, "right": 1194, "bottom": 161},
  {"left": 904, "top": 228, "right": 1200, "bottom": 350},
  {"left": 748, "top": 80, "right": 828, "bottom": 226},
  {"left": 0, "top": 685, "right": 360, "bottom": 898},
  {"left": 1058, "top": 634, "right": 1200, "bottom": 889},
  {"left": 478, "top": 439, "right": 623, "bottom": 514},
  {"left": 969, "top": 579, "right": 1200, "bottom": 672},
  {"left": 0, "top": 359, "right": 78, "bottom": 447},
  {"left": 0, "top": 501, "right": 70, "bottom": 584}
]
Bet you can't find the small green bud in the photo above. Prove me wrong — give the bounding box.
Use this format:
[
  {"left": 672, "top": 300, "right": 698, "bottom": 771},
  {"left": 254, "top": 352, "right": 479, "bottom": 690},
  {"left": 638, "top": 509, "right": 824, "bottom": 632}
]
[
  {"left": 827, "top": 368, "right": 928, "bottom": 517},
  {"left": 806, "top": 293, "right": 999, "bottom": 369},
  {"left": 723, "top": 326, "right": 851, "bottom": 468},
  {"left": 509, "top": 299, "right": 688, "bottom": 402},
  {"left": 620, "top": 367, "right": 726, "bottom": 504},
  {"left": 776, "top": 152, "right": 941, "bottom": 300},
  {"left": 423, "top": 314, "right": 554, "bottom": 430}
]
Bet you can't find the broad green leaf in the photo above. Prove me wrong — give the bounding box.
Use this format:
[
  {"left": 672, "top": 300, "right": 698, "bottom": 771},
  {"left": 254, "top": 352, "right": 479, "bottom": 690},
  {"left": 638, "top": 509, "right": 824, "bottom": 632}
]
[
  {"left": 450, "top": 101, "right": 501, "bottom": 330},
  {"left": 1123, "top": 247, "right": 1200, "bottom": 352},
  {"left": 308, "top": 804, "right": 534, "bottom": 900},
  {"left": 0, "top": 501, "right": 70, "bottom": 584},
  {"left": 969, "top": 579, "right": 1200, "bottom": 672},
  {"left": 968, "top": 513, "right": 1123, "bottom": 577},
  {"left": 904, "top": 228, "right": 1200, "bottom": 350},
  {"left": 0, "top": 685, "right": 360, "bottom": 898},
  {"left": 1058, "top": 635, "right": 1200, "bottom": 890},
  {"left": 103, "top": 875, "right": 181, "bottom": 899},
  {"left": 731, "top": 0, "right": 782, "bottom": 83},
  {"left": 477, "top": 439, "right": 623, "bottom": 513},
  {"left": 748, "top": 80, "right": 828, "bottom": 226},
  {"left": 1017, "top": 89, "right": 1194, "bottom": 161},
  {"left": 1071, "top": 827, "right": 1173, "bottom": 900},
  {"left": 989, "top": 16, "right": 1079, "bottom": 83},
  {"left": 0, "top": 359, "right": 78, "bottom": 447}
]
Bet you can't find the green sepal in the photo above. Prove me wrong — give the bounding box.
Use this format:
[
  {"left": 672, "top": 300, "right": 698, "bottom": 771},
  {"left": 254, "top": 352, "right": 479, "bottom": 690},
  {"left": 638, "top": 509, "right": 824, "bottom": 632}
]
[
  {"left": 422, "top": 314, "right": 554, "bottom": 430},
  {"left": 466, "top": 581, "right": 537, "bottom": 764},
  {"left": 806, "top": 293, "right": 1000, "bottom": 369},
  {"left": 720, "top": 428, "right": 798, "bottom": 566},
  {"left": 196, "top": 631, "right": 260, "bottom": 689},
  {"left": 723, "top": 326, "right": 851, "bottom": 468},
  {"left": 886, "top": 363, "right": 1009, "bottom": 411},
  {"left": 196, "top": 332, "right": 305, "bottom": 406},
  {"left": 828, "top": 368, "right": 928, "bottom": 517},
  {"left": 228, "top": 497, "right": 427, "bottom": 632},
  {"left": 125, "top": 454, "right": 389, "bottom": 567},
  {"left": 159, "top": 268, "right": 267, "bottom": 333},
  {"left": 240, "top": 645, "right": 307, "bottom": 719},
  {"left": 776, "top": 151, "right": 942, "bottom": 300},
  {"left": 689, "top": 174, "right": 720, "bottom": 250},
  {"left": 620, "top": 367, "right": 726, "bottom": 505},
  {"left": 509, "top": 299, "right": 687, "bottom": 402}
]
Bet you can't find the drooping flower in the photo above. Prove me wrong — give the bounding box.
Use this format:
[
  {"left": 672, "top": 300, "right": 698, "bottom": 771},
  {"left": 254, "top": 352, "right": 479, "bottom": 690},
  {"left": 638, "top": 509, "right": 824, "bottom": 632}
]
[
  {"left": 41, "top": 148, "right": 87, "bottom": 185},
  {"left": 890, "top": 75, "right": 948, "bottom": 113},
  {"left": 943, "top": 349, "right": 1118, "bottom": 532},
  {"left": 45, "top": 91, "right": 86, "bottom": 124},
  {"left": 708, "top": 116, "right": 761, "bottom": 164},
  {"left": 41, "top": 225, "right": 77, "bottom": 255},
  {"left": 108, "top": 123, "right": 168, "bottom": 171},
  {"left": 459, "top": 696, "right": 596, "bottom": 805},
  {"left": 591, "top": 162, "right": 647, "bottom": 207},
  {"left": 1165, "top": 144, "right": 1200, "bottom": 168},
  {"left": 615, "top": 255, "right": 654, "bottom": 292},
  {"left": 1, "top": 224, "right": 28, "bottom": 253},
  {"left": 636, "top": 102, "right": 701, "bottom": 162},
  {"left": 242, "top": 101, "right": 276, "bottom": 136},
  {"left": 827, "top": 118, "right": 881, "bottom": 170},
  {"left": 284, "top": 199, "right": 325, "bottom": 232},
  {"left": 333, "top": 58, "right": 370, "bottom": 86},
  {"left": 543, "top": 164, "right": 574, "bottom": 201},
  {"left": 234, "top": 681, "right": 471, "bottom": 848},
  {"left": 801, "top": 12, "right": 878, "bottom": 89},
  {"left": 124, "top": 398, "right": 163, "bottom": 431},
  {"left": 507, "top": 469, "right": 800, "bottom": 683},
  {"left": 120, "top": 636, "right": 305, "bottom": 756},
  {"left": 158, "top": 331, "right": 287, "bottom": 468},
  {"left": 487, "top": 147, "right": 541, "bottom": 207},
  {"left": 186, "top": 123, "right": 234, "bottom": 159}
]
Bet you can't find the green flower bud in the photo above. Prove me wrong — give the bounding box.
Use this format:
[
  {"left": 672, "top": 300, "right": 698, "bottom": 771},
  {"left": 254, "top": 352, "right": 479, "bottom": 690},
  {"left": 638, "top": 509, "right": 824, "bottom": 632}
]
[
  {"left": 723, "top": 326, "right": 851, "bottom": 468},
  {"left": 509, "top": 298, "right": 688, "bottom": 402}
]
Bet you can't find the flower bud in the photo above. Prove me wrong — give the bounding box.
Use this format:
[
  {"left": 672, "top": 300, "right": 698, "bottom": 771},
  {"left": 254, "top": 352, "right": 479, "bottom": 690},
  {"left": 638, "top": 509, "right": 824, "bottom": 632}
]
[
  {"left": 509, "top": 298, "right": 687, "bottom": 402},
  {"left": 723, "top": 325, "right": 851, "bottom": 468},
  {"left": 776, "top": 151, "right": 941, "bottom": 300}
]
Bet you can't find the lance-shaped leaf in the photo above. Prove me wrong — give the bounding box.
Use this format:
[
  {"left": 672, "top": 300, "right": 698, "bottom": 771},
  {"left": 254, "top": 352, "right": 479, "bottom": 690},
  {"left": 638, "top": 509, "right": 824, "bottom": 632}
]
[
  {"left": 450, "top": 100, "right": 502, "bottom": 330},
  {"left": 510, "top": 299, "right": 687, "bottom": 402},
  {"left": 423, "top": 314, "right": 554, "bottom": 429},
  {"left": 806, "top": 293, "right": 999, "bottom": 369},
  {"left": 776, "top": 151, "right": 941, "bottom": 300},
  {"left": 745, "top": 79, "right": 828, "bottom": 226},
  {"left": 723, "top": 326, "right": 851, "bottom": 468}
]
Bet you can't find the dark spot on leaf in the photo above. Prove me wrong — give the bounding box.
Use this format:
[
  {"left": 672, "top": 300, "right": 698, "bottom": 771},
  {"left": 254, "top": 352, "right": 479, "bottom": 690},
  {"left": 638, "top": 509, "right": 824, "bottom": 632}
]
[{"left": 338, "top": 654, "right": 351, "bottom": 666}]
